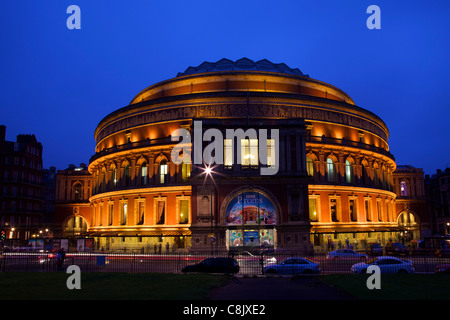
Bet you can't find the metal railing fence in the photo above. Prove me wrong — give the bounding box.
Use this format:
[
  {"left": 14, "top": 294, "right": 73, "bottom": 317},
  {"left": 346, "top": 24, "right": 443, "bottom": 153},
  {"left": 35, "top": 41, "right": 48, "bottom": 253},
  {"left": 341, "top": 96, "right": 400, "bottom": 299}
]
[{"left": 1, "top": 250, "right": 448, "bottom": 275}]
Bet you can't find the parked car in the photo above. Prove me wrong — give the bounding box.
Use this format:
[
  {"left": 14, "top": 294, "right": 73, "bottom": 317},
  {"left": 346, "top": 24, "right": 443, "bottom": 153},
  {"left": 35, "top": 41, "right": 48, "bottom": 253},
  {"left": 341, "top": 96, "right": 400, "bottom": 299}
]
[
  {"left": 264, "top": 258, "right": 320, "bottom": 274},
  {"left": 385, "top": 242, "right": 409, "bottom": 255},
  {"left": 435, "top": 264, "right": 450, "bottom": 273},
  {"left": 326, "top": 249, "right": 368, "bottom": 261},
  {"left": 366, "top": 243, "right": 383, "bottom": 256},
  {"left": 351, "top": 256, "right": 415, "bottom": 274},
  {"left": 181, "top": 257, "right": 239, "bottom": 274}
]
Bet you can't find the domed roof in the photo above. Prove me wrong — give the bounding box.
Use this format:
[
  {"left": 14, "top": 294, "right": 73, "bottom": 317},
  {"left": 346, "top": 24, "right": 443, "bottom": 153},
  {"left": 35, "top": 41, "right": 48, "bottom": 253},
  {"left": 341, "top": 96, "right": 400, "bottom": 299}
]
[{"left": 176, "top": 58, "right": 309, "bottom": 78}]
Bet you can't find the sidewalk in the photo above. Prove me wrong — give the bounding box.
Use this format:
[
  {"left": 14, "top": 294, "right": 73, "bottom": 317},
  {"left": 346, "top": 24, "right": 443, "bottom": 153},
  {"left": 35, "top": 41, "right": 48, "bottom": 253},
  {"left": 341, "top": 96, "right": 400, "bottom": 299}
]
[{"left": 207, "top": 276, "right": 354, "bottom": 300}]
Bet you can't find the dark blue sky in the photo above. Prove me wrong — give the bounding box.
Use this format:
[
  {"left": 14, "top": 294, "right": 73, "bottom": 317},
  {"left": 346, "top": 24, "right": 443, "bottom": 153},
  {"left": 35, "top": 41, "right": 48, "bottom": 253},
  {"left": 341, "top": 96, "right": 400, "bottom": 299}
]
[{"left": 1, "top": 0, "right": 449, "bottom": 175}]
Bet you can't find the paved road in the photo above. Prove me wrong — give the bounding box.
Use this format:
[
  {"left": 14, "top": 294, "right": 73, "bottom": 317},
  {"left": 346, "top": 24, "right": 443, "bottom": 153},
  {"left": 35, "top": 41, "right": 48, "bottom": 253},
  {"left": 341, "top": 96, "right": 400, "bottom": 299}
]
[{"left": 207, "top": 276, "right": 354, "bottom": 300}]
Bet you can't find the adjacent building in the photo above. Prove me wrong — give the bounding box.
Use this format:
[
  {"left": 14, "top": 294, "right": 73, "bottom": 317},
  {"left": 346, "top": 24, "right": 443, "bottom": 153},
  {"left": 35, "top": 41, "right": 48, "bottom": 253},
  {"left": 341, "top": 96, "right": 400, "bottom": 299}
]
[
  {"left": 392, "top": 165, "right": 430, "bottom": 243},
  {"left": 0, "top": 125, "right": 44, "bottom": 243},
  {"left": 425, "top": 168, "right": 450, "bottom": 236}
]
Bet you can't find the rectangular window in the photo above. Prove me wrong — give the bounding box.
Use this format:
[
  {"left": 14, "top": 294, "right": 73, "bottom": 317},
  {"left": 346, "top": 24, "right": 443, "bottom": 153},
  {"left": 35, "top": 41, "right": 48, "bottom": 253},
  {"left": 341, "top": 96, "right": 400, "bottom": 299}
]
[
  {"left": 386, "top": 202, "right": 390, "bottom": 222},
  {"left": 179, "top": 199, "right": 189, "bottom": 224},
  {"left": 349, "top": 199, "right": 357, "bottom": 222},
  {"left": 141, "top": 166, "right": 148, "bottom": 185},
  {"left": 120, "top": 202, "right": 127, "bottom": 225},
  {"left": 156, "top": 201, "right": 165, "bottom": 224},
  {"left": 108, "top": 203, "right": 114, "bottom": 225},
  {"left": 377, "top": 200, "right": 382, "bottom": 221},
  {"left": 306, "top": 158, "right": 314, "bottom": 177},
  {"left": 241, "top": 139, "right": 258, "bottom": 166},
  {"left": 99, "top": 204, "right": 103, "bottom": 226},
  {"left": 181, "top": 163, "right": 191, "bottom": 182},
  {"left": 330, "top": 198, "right": 338, "bottom": 222},
  {"left": 365, "top": 198, "right": 372, "bottom": 221},
  {"left": 137, "top": 201, "right": 145, "bottom": 225},
  {"left": 160, "top": 163, "right": 168, "bottom": 184},
  {"left": 267, "top": 139, "right": 275, "bottom": 166},
  {"left": 309, "top": 198, "right": 318, "bottom": 222},
  {"left": 224, "top": 139, "right": 233, "bottom": 167}
]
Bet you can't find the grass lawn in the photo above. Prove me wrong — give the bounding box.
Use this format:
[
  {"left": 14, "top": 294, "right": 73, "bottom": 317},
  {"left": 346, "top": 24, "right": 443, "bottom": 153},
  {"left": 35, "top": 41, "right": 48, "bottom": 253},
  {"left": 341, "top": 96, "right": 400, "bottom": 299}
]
[
  {"left": 0, "top": 272, "right": 231, "bottom": 300},
  {"left": 320, "top": 274, "right": 450, "bottom": 300},
  {"left": 1, "top": 272, "right": 448, "bottom": 300}
]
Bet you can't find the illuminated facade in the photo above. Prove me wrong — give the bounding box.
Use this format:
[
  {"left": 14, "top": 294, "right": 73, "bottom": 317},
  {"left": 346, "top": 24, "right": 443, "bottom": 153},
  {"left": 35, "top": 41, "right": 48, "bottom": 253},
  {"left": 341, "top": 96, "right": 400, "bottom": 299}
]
[{"left": 55, "top": 58, "right": 422, "bottom": 252}]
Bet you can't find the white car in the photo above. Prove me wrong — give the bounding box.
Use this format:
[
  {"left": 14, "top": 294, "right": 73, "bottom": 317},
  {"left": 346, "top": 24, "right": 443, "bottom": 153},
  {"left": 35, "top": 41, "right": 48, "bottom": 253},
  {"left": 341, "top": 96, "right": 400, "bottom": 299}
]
[
  {"left": 351, "top": 256, "right": 415, "bottom": 274},
  {"left": 326, "top": 249, "right": 368, "bottom": 261},
  {"left": 264, "top": 258, "right": 320, "bottom": 274}
]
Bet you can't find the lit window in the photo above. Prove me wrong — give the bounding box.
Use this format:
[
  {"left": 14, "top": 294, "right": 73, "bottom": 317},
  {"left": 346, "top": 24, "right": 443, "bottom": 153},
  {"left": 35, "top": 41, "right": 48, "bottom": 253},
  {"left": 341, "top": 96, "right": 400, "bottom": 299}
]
[
  {"left": 327, "top": 158, "right": 335, "bottom": 182},
  {"left": 156, "top": 201, "right": 165, "bottom": 224},
  {"left": 267, "top": 139, "right": 275, "bottom": 166},
  {"left": 400, "top": 181, "right": 407, "bottom": 196},
  {"left": 160, "top": 161, "right": 168, "bottom": 184},
  {"left": 178, "top": 199, "right": 189, "bottom": 224},
  {"left": 241, "top": 139, "right": 259, "bottom": 166},
  {"left": 120, "top": 202, "right": 127, "bottom": 225},
  {"left": 309, "top": 198, "right": 317, "bottom": 221},
  {"left": 181, "top": 162, "right": 191, "bottom": 182},
  {"left": 140, "top": 163, "right": 148, "bottom": 185},
  {"left": 345, "top": 160, "right": 353, "bottom": 183},
  {"left": 224, "top": 139, "right": 233, "bottom": 167},
  {"left": 306, "top": 157, "right": 314, "bottom": 177},
  {"left": 113, "top": 168, "right": 117, "bottom": 187},
  {"left": 74, "top": 184, "right": 82, "bottom": 201},
  {"left": 107, "top": 203, "right": 113, "bottom": 225}
]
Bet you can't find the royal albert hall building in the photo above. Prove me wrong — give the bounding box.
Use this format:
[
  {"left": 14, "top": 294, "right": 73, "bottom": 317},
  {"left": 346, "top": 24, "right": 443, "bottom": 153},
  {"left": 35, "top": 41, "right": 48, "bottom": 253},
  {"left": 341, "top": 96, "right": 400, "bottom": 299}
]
[{"left": 59, "top": 58, "right": 402, "bottom": 253}]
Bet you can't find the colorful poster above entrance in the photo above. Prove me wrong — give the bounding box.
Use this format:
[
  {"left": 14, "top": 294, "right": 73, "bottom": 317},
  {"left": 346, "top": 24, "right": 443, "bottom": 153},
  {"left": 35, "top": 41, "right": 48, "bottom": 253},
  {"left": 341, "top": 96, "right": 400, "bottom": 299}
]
[{"left": 226, "top": 191, "right": 277, "bottom": 226}]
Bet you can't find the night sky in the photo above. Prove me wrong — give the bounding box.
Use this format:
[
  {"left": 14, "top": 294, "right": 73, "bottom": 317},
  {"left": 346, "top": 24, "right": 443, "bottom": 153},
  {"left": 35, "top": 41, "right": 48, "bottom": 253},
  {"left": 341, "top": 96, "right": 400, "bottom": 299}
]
[{"left": 1, "top": 0, "right": 449, "bottom": 176}]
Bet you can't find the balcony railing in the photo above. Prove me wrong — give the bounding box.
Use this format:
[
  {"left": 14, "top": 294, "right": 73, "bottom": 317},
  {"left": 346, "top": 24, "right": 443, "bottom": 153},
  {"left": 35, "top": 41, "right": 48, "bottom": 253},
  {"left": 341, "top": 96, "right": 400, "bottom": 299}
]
[
  {"left": 90, "top": 136, "right": 173, "bottom": 163},
  {"left": 306, "top": 135, "right": 395, "bottom": 160}
]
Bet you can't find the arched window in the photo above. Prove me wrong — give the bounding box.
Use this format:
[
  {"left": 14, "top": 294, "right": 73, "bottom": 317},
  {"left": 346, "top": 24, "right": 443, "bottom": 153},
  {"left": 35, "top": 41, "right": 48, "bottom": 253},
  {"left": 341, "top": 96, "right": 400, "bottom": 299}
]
[
  {"left": 397, "top": 210, "right": 417, "bottom": 227},
  {"left": 159, "top": 160, "right": 168, "bottom": 184},
  {"left": 140, "top": 162, "right": 148, "bottom": 185},
  {"left": 327, "top": 158, "right": 336, "bottom": 182},
  {"left": 363, "top": 165, "right": 370, "bottom": 185},
  {"left": 306, "top": 157, "right": 314, "bottom": 177},
  {"left": 124, "top": 164, "right": 130, "bottom": 186},
  {"left": 373, "top": 165, "right": 379, "bottom": 187},
  {"left": 400, "top": 181, "right": 408, "bottom": 196},
  {"left": 181, "top": 162, "right": 191, "bottom": 182},
  {"left": 74, "top": 183, "right": 82, "bottom": 201},
  {"left": 345, "top": 160, "right": 353, "bottom": 184},
  {"left": 101, "top": 172, "right": 106, "bottom": 192},
  {"left": 110, "top": 167, "right": 117, "bottom": 189}
]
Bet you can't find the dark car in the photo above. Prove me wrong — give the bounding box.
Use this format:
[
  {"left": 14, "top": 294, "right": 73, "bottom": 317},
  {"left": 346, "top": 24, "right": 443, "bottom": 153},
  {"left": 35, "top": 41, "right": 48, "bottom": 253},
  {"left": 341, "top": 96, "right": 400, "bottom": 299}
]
[
  {"left": 385, "top": 242, "right": 409, "bottom": 255},
  {"left": 182, "top": 257, "right": 240, "bottom": 274},
  {"left": 366, "top": 243, "right": 383, "bottom": 256}
]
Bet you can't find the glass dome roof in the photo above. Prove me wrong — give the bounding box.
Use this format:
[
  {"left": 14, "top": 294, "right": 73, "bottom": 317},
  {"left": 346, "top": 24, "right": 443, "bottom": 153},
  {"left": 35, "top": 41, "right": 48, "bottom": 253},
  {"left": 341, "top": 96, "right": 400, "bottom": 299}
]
[{"left": 176, "top": 57, "right": 309, "bottom": 78}]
